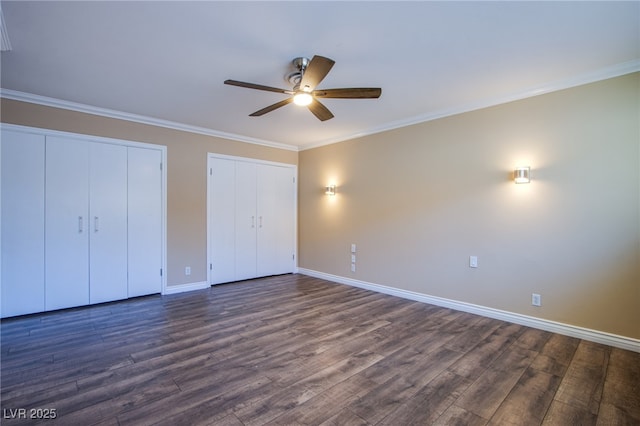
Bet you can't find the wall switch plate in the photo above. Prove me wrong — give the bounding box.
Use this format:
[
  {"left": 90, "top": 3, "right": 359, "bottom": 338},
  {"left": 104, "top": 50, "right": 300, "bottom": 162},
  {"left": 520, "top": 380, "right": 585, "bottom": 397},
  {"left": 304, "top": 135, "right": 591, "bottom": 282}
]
[
  {"left": 185, "top": 266, "right": 191, "bottom": 276},
  {"left": 469, "top": 256, "right": 478, "bottom": 268},
  {"left": 532, "top": 293, "right": 541, "bottom": 306},
  {"left": 351, "top": 254, "right": 356, "bottom": 263},
  {"left": 351, "top": 263, "right": 356, "bottom": 272},
  {"left": 351, "top": 244, "right": 356, "bottom": 253}
]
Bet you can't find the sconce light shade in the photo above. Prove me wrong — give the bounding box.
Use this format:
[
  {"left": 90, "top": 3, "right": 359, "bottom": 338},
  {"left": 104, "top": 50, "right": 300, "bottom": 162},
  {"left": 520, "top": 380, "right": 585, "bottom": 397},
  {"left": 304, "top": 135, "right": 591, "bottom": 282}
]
[
  {"left": 325, "top": 185, "right": 336, "bottom": 195},
  {"left": 514, "top": 167, "right": 530, "bottom": 184}
]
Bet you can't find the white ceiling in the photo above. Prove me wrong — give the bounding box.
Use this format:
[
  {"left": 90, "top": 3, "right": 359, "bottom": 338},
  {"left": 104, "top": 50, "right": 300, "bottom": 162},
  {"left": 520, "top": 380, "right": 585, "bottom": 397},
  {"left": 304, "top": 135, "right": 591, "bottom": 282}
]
[{"left": 1, "top": 1, "right": 638, "bottom": 150}]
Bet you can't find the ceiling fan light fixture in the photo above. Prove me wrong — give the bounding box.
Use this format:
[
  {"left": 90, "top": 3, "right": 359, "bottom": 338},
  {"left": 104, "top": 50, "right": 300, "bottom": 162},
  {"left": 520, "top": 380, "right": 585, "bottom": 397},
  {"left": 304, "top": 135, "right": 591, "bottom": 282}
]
[
  {"left": 224, "top": 54, "right": 381, "bottom": 120},
  {"left": 293, "top": 92, "right": 313, "bottom": 106}
]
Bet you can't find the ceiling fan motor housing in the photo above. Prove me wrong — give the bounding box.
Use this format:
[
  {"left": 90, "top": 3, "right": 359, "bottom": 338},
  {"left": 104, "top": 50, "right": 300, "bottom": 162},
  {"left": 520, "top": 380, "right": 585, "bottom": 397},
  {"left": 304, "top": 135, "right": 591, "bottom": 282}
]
[
  {"left": 285, "top": 57, "right": 310, "bottom": 86},
  {"left": 286, "top": 72, "right": 302, "bottom": 86}
]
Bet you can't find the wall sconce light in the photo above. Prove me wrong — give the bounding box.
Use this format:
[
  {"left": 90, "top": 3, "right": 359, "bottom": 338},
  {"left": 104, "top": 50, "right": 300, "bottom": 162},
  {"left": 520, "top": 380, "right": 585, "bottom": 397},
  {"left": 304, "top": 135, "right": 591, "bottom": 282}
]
[
  {"left": 514, "top": 166, "right": 531, "bottom": 184},
  {"left": 325, "top": 185, "right": 336, "bottom": 196}
]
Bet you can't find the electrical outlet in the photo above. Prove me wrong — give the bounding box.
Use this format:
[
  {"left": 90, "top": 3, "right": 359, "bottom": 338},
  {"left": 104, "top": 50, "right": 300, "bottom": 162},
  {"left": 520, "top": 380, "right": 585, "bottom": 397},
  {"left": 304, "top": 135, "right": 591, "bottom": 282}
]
[
  {"left": 532, "top": 293, "right": 541, "bottom": 306},
  {"left": 185, "top": 266, "right": 191, "bottom": 276},
  {"left": 351, "top": 244, "right": 356, "bottom": 253}
]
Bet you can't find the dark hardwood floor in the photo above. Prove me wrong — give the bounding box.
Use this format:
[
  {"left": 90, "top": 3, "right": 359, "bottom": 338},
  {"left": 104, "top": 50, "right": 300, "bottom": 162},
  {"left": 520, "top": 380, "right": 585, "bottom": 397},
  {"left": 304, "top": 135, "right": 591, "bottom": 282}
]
[{"left": 1, "top": 274, "right": 638, "bottom": 425}]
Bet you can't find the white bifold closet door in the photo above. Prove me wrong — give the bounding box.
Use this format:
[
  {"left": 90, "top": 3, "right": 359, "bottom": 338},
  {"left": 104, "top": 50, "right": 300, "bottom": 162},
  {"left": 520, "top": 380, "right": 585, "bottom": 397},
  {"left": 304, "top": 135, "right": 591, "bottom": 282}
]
[
  {"left": 1, "top": 127, "right": 165, "bottom": 317},
  {"left": 45, "top": 136, "right": 91, "bottom": 310},
  {"left": 209, "top": 157, "right": 236, "bottom": 284},
  {"left": 235, "top": 161, "right": 258, "bottom": 281},
  {"left": 208, "top": 155, "right": 295, "bottom": 285},
  {"left": 88, "top": 142, "right": 128, "bottom": 304},
  {"left": 45, "top": 136, "right": 128, "bottom": 310},
  {"left": 128, "top": 147, "right": 163, "bottom": 297},
  {"left": 0, "top": 130, "right": 46, "bottom": 317},
  {"left": 257, "top": 164, "right": 295, "bottom": 277}
]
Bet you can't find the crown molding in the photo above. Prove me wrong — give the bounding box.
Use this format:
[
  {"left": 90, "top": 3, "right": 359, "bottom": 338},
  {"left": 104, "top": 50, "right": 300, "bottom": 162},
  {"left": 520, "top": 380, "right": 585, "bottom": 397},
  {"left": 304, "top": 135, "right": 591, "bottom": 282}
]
[
  {"left": 2, "top": 60, "right": 638, "bottom": 153},
  {"left": 299, "top": 59, "right": 640, "bottom": 151},
  {"left": 0, "top": 89, "right": 299, "bottom": 152}
]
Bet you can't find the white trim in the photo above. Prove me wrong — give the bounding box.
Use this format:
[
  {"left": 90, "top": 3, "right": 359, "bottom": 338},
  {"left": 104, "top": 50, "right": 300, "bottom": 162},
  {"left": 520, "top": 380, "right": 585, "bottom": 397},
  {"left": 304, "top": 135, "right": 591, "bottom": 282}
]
[
  {"left": 1, "top": 122, "right": 162, "bottom": 151},
  {"left": 208, "top": 152, "right": 296, "bottom": 169},
  {"left": 298, "top": 268, "right": 640, "bottom": 353},
  {"left": 299, "top": 60, "right": 640, "bottom": 150},
  {"left": 163, "top": 281, "right": 209, "bottom": 295},
  {"left": 3, "top": 61, "right": 638, "bottom": 153},
  {"left": 160, "top": 145, "right": 168, "bottom": 297},
  {"left": 0, "top": 125, "right": 3, "bottom": 314},
  {"left": 0, "top": 89, "right": 299, "bottom": 152}
]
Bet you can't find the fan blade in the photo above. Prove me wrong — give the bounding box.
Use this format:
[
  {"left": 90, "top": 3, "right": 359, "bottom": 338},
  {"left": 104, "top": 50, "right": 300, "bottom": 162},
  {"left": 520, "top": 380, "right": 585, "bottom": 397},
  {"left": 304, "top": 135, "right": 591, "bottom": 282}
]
[
  {"left": 299, "top": 56, "right": 335, "bottom": 92},
  {"left": 249, "top": 97, "right": 294, "bottom": 117},
  {"left": 224, "top": 79, "right": 292, "bottom": 94},
  {"left": 307, "top": 99, "right": 334, "bottom": 121},
  {"left": 313, "top": 88, "right": 382, "bottom": 99}
]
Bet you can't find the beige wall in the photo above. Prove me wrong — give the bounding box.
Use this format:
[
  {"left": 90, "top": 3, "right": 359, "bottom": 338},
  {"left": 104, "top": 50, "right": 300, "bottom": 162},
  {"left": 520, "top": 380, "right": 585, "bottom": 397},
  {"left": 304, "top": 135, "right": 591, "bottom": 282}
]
[
  {"left": 299, "top": 73, "right": 640, "bottom": 339},
  {"left": 0, "top": 99, "right": 297, "bottom": 286},
  {"left": 2, "top": 73, "right": 638, "bottom": 340}
]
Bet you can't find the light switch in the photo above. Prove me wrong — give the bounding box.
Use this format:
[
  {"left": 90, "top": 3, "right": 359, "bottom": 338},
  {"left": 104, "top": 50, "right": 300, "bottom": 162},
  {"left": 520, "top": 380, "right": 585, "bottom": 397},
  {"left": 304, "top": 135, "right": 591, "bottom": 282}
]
[
  {"left": 469, "top": 256, "right": 478, "bottom": 268},
  {"left": 351, "top": 244, "right": 356, "bottom": 253},
  {"left": 532, "top": 293, "right": 541, "bottom": 306}
]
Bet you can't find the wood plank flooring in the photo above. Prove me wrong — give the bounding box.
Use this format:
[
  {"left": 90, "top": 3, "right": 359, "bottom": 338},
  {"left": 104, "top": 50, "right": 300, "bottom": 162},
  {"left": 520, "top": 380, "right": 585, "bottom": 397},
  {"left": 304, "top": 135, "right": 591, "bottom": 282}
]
[{"left": 1, "top": 274, "right": 638, "bottom": 425}]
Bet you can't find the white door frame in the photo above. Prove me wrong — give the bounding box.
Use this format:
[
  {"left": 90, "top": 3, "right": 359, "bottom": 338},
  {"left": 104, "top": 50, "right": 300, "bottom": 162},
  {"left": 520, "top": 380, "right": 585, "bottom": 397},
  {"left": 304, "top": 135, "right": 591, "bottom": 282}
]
[
  {"left": 0, "top": 123, "right": 168, "bottom": 297},
  {"left": 206, "top": 152, "right": 298, "bottom": 286}
]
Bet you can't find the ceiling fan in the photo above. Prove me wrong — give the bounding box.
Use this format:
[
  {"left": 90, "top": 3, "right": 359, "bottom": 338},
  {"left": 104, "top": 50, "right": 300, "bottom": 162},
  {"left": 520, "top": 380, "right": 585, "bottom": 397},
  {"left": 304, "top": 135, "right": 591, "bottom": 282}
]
[{"left": 224, "top": 55, "right": 382, "bottom": 121}]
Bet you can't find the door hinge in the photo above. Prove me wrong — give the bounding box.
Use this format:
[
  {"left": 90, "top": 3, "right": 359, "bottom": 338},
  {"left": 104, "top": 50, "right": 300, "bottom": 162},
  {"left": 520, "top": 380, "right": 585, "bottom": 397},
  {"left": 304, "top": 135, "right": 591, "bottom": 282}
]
[
  {"left": 210, "top": 168, "right": 213, "bottom": 176},
  {"left": 160, "top": 162, "right": 163, "bottom": 171},
  {"left": 160, "top": 268, "right": 163, "bottom": 276},
  {"left": 292, "top": 254, "right": 295, "bottom": 260},
  {"left": 209, "top": 263, "right": 213, "bottom": 270}
]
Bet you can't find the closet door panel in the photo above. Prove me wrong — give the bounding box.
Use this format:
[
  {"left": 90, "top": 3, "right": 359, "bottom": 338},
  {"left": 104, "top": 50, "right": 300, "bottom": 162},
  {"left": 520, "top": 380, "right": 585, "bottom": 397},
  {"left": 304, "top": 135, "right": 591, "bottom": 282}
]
[
  {"left": 257, "top": 165, "right": 295, "bottom": 276},
  {"left": 45, "top": 136, "right": 90, "bottom": 311},
  {"left": 1, "top": 130, "right": 46, "bottom": 317},
  {"left": 278, "top": 167, "right": 296, "bottom": 274},
  {"left": 256, "top": 164, "right": 278, "bottom": 276},
  {"left": 235, "top": 161, "right": 257, "bottom": 281},
  {"left": 89, "top": 143, "right": 128, "bottom": 304},
  {"left": 128, "top": 147, "right": 163, "bottom": 297},
  {"left": 209, "top": 157, "right": 236, "bottom": 284},
  {"left": 271, "top": 165, "right": 295, "bottom": 275}
]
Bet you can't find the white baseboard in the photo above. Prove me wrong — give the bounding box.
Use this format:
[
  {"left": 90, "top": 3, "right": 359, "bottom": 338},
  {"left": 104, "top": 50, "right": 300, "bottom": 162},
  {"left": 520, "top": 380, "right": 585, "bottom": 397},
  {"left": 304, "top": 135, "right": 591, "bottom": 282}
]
[
  {"left": 298, "top": 268, "right": 640, "bottom": 353},
  {"left": 163, "top": 281, "right": 209, "bottom": 295}
]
